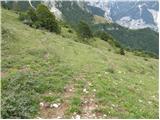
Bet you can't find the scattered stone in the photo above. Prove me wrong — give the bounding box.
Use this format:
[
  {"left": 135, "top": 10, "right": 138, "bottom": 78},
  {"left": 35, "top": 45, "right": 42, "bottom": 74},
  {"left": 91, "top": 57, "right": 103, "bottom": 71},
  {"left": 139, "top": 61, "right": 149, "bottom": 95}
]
[
  {"left": 92, "top": 113, "right": 96, "bottom": 117},
  {"left": 90, "top": 98, "right": 94, "bottom": 102},
  {"left": 57, "top": 116, "right": 61, "bottom": 119},
  {"left": 103, "top": 114, "right": 107, "bottom": 117},
  {"left": 49, "top": 92, "right": 52, "bottom": 95},
  {"left": 75, "top": 114, "right": 80, "bottom": 119},
  {"left": 50, "top": 103, "right": 60, "bottom": 108},
  {"left": 83, "top": 88, "right": 87, "bottom": 92},
  {"left": 73, "top": 112, "right": 77, "bottom": 115},
  {"left": 39, "top": 102, "right": 44, "bottom": 107},
  {"left": 69, "top": 88, "right": 72, "bottom": 92},
  {"left": 83, "top": 88, "right": 89, "bottom": 93},
  {"left": 36, "top": 117, "right": 42, "bottom": 119}
]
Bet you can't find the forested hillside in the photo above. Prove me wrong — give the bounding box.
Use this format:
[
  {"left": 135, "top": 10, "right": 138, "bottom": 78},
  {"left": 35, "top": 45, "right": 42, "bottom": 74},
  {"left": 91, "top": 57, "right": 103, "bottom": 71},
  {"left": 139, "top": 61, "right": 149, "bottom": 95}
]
[{"left": 92, "top": 23, "right": 159, "bottom": 55}]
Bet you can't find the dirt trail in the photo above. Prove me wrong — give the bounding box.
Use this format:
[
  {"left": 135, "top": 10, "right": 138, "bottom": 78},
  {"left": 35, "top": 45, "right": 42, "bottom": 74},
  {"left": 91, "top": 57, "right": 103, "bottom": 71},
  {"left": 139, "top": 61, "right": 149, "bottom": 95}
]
[
  {"left": 39, "top": 82, "right": 75, "bottom": 119},
  {"left": 80, "top": 80, "right": 100, "bottom": 119},
  {"left": 38, "top": 64, "right": 103, "bottom": 119}
]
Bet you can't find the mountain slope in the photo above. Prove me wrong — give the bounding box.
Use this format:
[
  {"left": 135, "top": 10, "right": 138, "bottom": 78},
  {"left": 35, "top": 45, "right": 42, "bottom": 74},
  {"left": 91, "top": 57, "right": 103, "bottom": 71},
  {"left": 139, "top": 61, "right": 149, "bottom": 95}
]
[
  {"left": 92, "top": 23, "right": 159, "bottom": 55},
  {"left": 1, "top": 1, "right": 159, "bottom": 55},
  {"left": 1, "top": 9, "right": 159, "bottom": 119}
]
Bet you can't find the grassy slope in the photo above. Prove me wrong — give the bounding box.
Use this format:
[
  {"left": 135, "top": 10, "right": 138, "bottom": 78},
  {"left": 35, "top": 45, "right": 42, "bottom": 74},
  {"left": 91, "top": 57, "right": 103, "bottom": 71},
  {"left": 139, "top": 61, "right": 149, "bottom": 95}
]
[{"left": 1, "top": 9, "right": 159, "bottom": 119}]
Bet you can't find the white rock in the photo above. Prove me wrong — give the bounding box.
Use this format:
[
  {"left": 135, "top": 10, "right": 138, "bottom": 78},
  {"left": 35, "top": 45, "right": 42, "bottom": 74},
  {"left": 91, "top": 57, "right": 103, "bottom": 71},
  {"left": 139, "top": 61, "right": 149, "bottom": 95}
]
[
  {"left": 103, "top": 114, "right": 107, "bottom": 117},
  {"left": 83, "top": 88, "right": 87, "bottom": 92},
  {"left": 69, "top": 89, "right": 72, "bottom": 92},
  {"left": 39, "top": 102, "right": 44, "bottom": 107},
  {"left": 50, "top": 103, "right": 60, "bottom": 108},
  {"left": 90, "top": 98, "right": 94, "bottom": 102},
  {"left": 36, "top": 117, "right": 42, "bottom": 119},
  {"left": 49, "top": 93, "right": 52, "bottom": 95},
  {"left": 86, "top": 91, "right": 89, "bottom": 94},
  {"left": 57, "top": 116, "right": 61, "bottom": 119},
  {"left": 75, "top": 115, "right": 80, "bottom": 119}
]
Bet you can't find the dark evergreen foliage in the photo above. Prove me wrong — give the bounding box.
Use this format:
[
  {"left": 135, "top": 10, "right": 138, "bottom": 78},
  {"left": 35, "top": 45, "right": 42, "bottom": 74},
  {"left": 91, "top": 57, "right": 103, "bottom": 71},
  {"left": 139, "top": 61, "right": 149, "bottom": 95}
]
[
  {"left": 19, "top": 4, "right": 61, "bottom": 33},
  {"left": 120, "top": 48, "right": 125, "bottom": 55},
  {"left": 77, "top": 21, "right": 93, "bottom": 39}
]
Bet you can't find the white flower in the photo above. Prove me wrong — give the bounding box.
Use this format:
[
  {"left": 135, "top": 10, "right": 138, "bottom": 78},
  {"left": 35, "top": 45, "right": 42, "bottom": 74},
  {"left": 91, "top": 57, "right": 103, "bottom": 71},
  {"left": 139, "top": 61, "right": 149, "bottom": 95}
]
[
  {"left": 88, "top": 83, "right": 92, "bottom": 86},
  {"left": 118, "top": 71, "right": 122, "bottom": 74},
  {"left": 148, "top": 101, "right": 152, "bottom": 104},
  {"left": 104, "top": 72, "right": 108, "bottom": 74},
  {"left": 93, "top": 89, "right": 96, "bottom": 92},
  {"left": 111, "top": 104, "right": 115, "bottom": 107},
  {"left": 138, "top": 99, "right": 143, "bottom": 103}
]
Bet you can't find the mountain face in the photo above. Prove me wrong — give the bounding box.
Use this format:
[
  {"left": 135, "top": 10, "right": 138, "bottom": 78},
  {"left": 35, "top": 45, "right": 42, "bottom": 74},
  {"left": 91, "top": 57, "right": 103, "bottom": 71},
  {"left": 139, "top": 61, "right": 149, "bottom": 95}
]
[{"left": 87, "top": 0, "right": 159, "bottom": 31}]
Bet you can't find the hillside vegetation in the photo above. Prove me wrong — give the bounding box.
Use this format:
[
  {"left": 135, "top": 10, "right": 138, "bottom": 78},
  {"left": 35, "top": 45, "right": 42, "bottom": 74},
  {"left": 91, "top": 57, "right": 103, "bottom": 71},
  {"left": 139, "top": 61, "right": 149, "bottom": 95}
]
[
  {"left": 1, "top": 9, "right": 159, "bottom": 119},
  {"left": 92, "top": 23, "right": 159, "bottom": 55},
  {"left": 2, "top": 1, "right": 159, "bottom": 56}
]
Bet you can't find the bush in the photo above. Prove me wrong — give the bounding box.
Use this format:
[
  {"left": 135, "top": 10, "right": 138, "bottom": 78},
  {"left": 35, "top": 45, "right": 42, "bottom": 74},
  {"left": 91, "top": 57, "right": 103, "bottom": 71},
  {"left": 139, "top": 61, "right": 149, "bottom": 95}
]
[
  {"left": 68, "top": 29, "right": 73, "bottom": 33},
  {"left": 1, "top": 72, "right": 39, "bottom": 118},
  {"left": 19, "top": 4, "right": 61, "bottom": 34},
  {"left": 27, "top": 8, "right": 37, "bottom": 23},
  {"left": 35, "top": 4, "right": 61, "bottom": 33},
  {"left": 106, "top": 67, "right": 114, "bottom": 74},
  {"left": 108, "top": 39, "right": 121, "bottom": 48},
  {"left": 19, "top": 12, "right": 28, "bottom": 21},
  {"left": 94, "top": 31, "right": 112, "bottom": 41},
  {"left": 120, "top": 48, "right": 125, "bottom": 55},
  {"left": 77, "top": 21, "right": 92, "bottom": 39}
]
